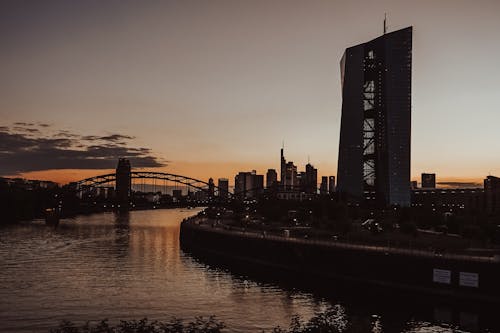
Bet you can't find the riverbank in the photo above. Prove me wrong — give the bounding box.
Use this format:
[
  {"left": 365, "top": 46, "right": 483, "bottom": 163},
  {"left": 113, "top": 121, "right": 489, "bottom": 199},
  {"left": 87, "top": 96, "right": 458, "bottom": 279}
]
[{"left": 180, "top": 216, "right": 500, "bottom": 303}]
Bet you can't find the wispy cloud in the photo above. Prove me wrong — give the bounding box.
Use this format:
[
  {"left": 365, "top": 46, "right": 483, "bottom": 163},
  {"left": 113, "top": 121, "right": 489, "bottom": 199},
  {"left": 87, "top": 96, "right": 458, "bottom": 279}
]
[
  {"left": 437, "top": 181, "right": 482, "bottom": 188},
  {"left": 0, "top": 123, "right": 166, "bottom": 175}
]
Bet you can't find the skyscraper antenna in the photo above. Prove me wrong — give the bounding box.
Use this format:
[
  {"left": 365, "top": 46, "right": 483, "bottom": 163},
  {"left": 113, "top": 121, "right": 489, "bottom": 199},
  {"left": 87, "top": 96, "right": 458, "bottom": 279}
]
[
  {"left": 282, "top": 139, "right": 284, "bottom": 150},
  {"left": 308, "top": 155, "right": 310, "bottom": 164},
  {"left": 384, "top": 13, "right": 387, "bottom": 34}
]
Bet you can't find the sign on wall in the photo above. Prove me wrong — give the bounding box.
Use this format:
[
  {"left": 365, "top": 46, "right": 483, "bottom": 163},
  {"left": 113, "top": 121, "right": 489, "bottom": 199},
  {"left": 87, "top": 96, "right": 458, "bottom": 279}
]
[
  {"left": 433, "top": 269, "right": 451, "bottom": 284},
  {"left": 459, "top": 272, "right": 479, "bottom": 288}
]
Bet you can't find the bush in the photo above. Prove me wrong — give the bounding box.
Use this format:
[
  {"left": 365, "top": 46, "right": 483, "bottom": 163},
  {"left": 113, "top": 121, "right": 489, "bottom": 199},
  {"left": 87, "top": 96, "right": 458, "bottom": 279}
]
[{"left": 50, "top": 317, "right": 225, "bottom": 333}]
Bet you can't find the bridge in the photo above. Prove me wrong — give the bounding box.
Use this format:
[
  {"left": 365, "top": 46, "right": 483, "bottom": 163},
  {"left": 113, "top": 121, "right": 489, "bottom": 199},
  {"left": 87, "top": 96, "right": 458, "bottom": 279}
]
[
  {"left": 75, "top": 171, "right": 229, "bottom": 199},
  {"left": 73, "top": 159, "right": 298, "bottom": 203}
]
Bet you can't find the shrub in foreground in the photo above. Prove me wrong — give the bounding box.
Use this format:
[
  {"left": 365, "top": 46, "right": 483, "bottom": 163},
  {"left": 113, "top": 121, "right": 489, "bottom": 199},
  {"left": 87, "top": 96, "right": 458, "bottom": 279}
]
[{"left": 50, "top": 316, "right": 225, "bottom": 333}]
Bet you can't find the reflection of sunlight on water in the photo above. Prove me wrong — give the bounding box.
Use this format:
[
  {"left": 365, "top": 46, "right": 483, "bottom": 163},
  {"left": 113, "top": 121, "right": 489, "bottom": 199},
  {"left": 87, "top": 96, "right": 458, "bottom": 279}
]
[{"left": 0, "top": 208, "right": 490, "bottom": 333}]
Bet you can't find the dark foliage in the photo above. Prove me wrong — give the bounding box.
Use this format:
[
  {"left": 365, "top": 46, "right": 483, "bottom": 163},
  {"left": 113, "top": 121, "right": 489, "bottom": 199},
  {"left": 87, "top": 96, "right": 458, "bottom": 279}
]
[{"left": 49, "top": 316, "right": 225, "bottom": 333}]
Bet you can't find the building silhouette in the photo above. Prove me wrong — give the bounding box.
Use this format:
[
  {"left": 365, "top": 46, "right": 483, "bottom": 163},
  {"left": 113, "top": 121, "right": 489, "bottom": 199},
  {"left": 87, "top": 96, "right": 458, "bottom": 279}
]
[
  {"left": 115, "top": 158, "right": 131, "bottom": 207},
  {"left": 484, "top": 175, "right": 500, "bottom": 214},
  {"left": 266, "top": 169, "right": 278, "bottom": 189},
  {"left": 218, "top": 178, "right": 229, "bottom": 199},
  {"left": 320, "top": 176, "right": 328, "bottom": 195},
  {"left": 337, "top": 27, "right": 412, "bottom": 207},
  {"left": 304, "top": 163, "right": 318, "bottom": 194},
  {"left": 235, "top": 170, "right": 263, "bottom": 199},
  {"left": 280, "top": 148, "right": 286, "bottom": 188},
  {"left": 208, "top": 178, "right": 215, "bottom": 198},
  {"left": 411, "top": 187, "right": 484, "bottom": 213},
  {"left": 329, "top": 176, "right": 335, "bottom": 194},
  {"left": 421, "top": 173, "right": 436, "bottom": 188},
  {"left": 284, "top": 161, "right": 298, "bottom": 191}
]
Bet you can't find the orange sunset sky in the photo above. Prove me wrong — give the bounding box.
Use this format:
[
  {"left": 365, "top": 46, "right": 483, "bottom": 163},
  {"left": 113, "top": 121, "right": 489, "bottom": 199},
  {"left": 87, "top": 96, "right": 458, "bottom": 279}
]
[{"left": 1, "top": 0, "right": 500, "bottom": 187}]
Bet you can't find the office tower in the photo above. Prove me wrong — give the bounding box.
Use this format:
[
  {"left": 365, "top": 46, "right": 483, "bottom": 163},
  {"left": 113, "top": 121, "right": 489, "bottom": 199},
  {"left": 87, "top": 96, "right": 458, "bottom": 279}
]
[
  {"left": 284, "top": 161, "right": 298, "bottom": 191},
  {"left": 484, "top": 176, "right": 500, "bottom": 214},
  {"left": 218, "top": 178, "right": 229, "bottom": 199},
  {"left": 266, "top": 169, "right": 278, "bottom": 189},
  {"left": 305, "top": 163, "right": 318, "bottom": 194},
  {"left": 298, "top": 171, "right": 307, "bottom": 191},
  {"left": 252, "top": 172, "right": 264, "bottom": 195},
  {"left": 410, "top": 180, "right": 418, "bottom": 190},
  {"left": 337, "top": 26, "right": 412, "bottom": 207},
  {"left": 280, "top": 148, "right": 286, "bottom": 188},
  {"left": 421, "top": 173, "right": 436, "bottom": 188},
  {"left": 235, "top": 172, "right": 251, "bottom": 198},
  {"left": 115, "top": 158, "right": 131, "bottom": 206},
  {"left": 329, "top": 176, "right": 336, "bottom": 194},
  {"left": 235, "top": 171, "right": 264, "bottom": 199},
  {"left": 208, "top": 178, "right": 215, "bottom": 198},
  {"left": 320, "top": 176, "right": 328, "bottom": 195}
]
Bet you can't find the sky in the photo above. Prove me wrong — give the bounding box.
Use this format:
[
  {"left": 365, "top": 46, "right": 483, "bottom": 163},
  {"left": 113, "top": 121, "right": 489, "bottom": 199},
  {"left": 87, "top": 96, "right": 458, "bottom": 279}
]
[{"left": 1, "top": 0, "right": 500, "bottom": 186}]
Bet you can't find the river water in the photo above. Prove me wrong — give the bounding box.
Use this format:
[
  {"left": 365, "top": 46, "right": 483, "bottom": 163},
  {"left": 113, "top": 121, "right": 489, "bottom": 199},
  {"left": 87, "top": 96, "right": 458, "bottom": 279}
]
[{"left": 0, "top": 209, "right": 495, "bottom": 332}]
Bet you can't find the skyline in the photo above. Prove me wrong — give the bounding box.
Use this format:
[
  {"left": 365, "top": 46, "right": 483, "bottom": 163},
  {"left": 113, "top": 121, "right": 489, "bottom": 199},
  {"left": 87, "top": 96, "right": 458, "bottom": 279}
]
[{"left": 2, "top": 1, "right": 500, "bottom": 185}]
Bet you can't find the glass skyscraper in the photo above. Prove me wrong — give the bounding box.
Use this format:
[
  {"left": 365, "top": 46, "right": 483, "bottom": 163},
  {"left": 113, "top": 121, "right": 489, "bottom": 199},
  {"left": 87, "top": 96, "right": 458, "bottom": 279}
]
[{"left": 337, "top": 27, "right": 412, "bottom": 207}]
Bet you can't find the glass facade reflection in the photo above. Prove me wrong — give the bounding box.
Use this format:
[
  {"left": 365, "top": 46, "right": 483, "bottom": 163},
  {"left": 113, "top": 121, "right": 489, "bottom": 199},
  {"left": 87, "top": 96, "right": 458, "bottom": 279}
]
[{"left": 337, "top": 27, "right": 412, "bottom": 207}]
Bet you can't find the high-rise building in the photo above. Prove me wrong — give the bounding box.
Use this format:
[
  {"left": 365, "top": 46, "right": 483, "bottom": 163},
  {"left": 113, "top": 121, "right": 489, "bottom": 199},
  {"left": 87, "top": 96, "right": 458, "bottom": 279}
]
[
  {"left": 284, "top": 161, "right": 298, "bottom": 191},
  {"left": 218, "top": 178, "right": 229, "bottom": 199},
  {"left": 266, "top": 169, "right": 278, "bottom": 189},
  {"left": 410, "top": 180, "right": 418, "bottom": 190},
  {"left": 115, "top": 158, "right": 131, "bottom": 207},
  {"left": 234, "top": 170, "right": 264, "bottom": 199},
  {"left": 298, "top": 171, "right": 306, "bottom": 191},
  {"left": 329, "top": 176, "right": 336, "bottom": 194},
  {"left": 320, "top": 176, "right": 328, "bottom": 195},
  {"left": 421, "top": 173, "right": 436, "bottom": 188},
  {"left": 280, "top": 148, "right": 286, "bottom": 188},
  {"left": 305, "top": 163, "right": 318, "bottom": 194},
  {"left": 235, "top": 172, "right": 250, "bottom": 198},
  {"left": 484, "top": 176, "right": 500, "bottom": 214},
  {"left": 337, "top": 27, "right": 412, "bottom": 207},
  {"left": 208, "top": 178, "right": 215, "bottom": 198},
  {"left": 253, "top": 172, "right": 264, "bottom": 195}
]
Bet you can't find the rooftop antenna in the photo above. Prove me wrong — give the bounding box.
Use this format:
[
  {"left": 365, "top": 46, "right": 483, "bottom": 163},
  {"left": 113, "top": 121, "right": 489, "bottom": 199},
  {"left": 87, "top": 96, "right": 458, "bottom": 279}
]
[
  {"left": 308, "top": 155, "right": 310, "bottom": 164},
  {"left": 282, "top": 139, "right": 284, "bottom": 150},
  {"left": 383, "top": 13, "right": 387, "bottom": 34}
]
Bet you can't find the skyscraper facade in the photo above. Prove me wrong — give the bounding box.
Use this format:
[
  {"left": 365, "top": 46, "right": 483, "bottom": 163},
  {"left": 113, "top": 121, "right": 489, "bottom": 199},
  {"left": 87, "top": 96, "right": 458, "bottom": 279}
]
[
  {"left": 234, "top": 170, "right": 264, "bottom": 199},
  {"left": 266, "top": 169, "right": 278, "bottom": 189},
  {"left": 284, "top": 161, "right": 298, "bottom": 191},
  {"left": 320, "top": 176, "right": 328, "bottom": 195},
  {"left": 328, "top": 176, "right": 335, "bottom": 194},
  {"left": 304, "top": 163, "right": 318, "bottom": 194},
  {"left": 337, "top": 27, "right": 412, "bottom": 207},
  {"left": 218, "top": 178, "right": 229, "bottom": 199},
  {"left": 421, "top": 173, "right": 436, "bottom": 188},
  {"left": 280, "top": 148, "right": 286, "bottom": 188},
  {"left": 484, "top": 176, "right": 500, "bottom": 214},
  {"left": 115, "top": 158, "right": 131, "bottom": 206}
]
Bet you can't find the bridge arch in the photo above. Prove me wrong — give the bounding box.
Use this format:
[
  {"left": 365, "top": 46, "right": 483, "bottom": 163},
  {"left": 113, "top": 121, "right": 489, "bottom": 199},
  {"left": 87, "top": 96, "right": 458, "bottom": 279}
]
[{"left": 75, "top": 171, "right": 230, "bottom": 197}]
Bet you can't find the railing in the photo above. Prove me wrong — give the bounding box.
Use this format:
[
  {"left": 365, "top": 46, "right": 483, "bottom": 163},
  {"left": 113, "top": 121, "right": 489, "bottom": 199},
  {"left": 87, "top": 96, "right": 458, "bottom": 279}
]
[{"left": 182, "top": 217, "right": 500, "bottom": 264}]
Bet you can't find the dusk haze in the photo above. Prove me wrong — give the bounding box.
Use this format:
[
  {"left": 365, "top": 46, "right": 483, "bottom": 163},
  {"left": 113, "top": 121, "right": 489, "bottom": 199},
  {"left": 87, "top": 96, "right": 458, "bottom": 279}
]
[
  {"left": 2, "top": 0, "right": 500, "bottom": 186},
  {"left": 2, "top": 1, "right": 500, "bottom": 333}
]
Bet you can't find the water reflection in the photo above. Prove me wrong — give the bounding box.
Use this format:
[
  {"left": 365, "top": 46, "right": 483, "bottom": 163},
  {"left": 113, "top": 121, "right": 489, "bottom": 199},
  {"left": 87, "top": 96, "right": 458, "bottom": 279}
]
[{"left": 0, "top": 208, "right": 496, "bottom": 333}]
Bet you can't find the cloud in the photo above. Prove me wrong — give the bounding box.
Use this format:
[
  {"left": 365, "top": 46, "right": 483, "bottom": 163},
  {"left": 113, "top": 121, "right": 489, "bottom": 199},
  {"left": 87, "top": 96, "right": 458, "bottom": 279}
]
[
  {"left": 0, "top": 124, "right": 166, "bottom": 175},
  {"left": 13, "top": 122, "right": 36, "bottom": 126},
  {"left": 436, "top": 181, "right": 482, "bottom": 188},
  {"left": 81, "top": 134, "right": 135, "bottom": 142}
]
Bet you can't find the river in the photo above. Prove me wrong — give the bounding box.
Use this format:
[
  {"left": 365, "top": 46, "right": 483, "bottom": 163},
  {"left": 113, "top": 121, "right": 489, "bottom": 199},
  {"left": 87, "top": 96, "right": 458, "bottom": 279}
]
[{"left": 0, "top": 209, "right": 495, "bottom": 332}]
